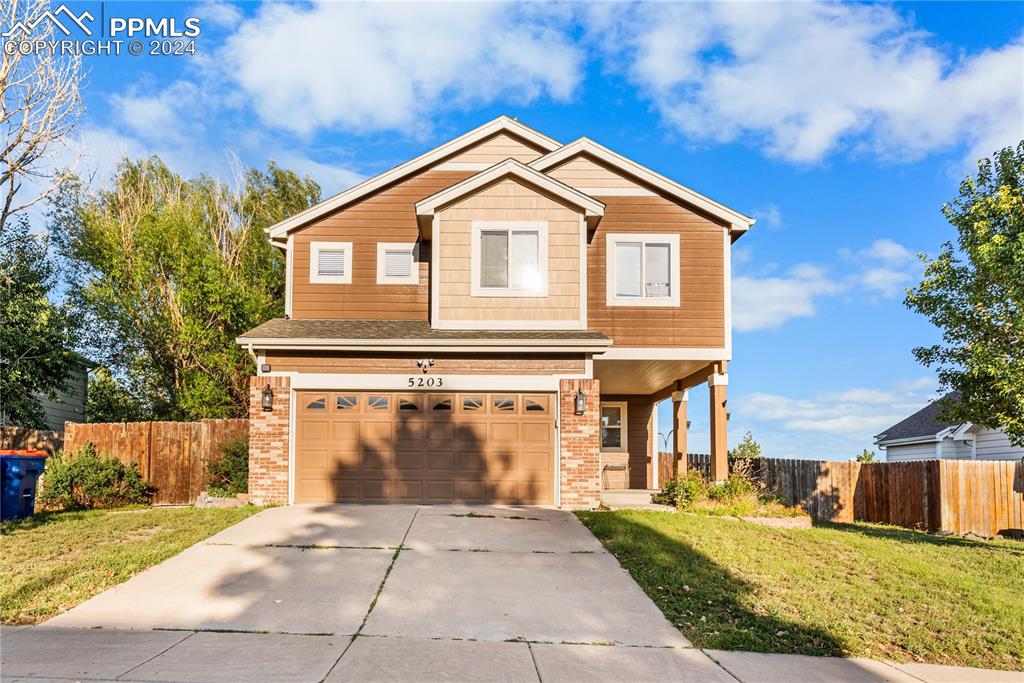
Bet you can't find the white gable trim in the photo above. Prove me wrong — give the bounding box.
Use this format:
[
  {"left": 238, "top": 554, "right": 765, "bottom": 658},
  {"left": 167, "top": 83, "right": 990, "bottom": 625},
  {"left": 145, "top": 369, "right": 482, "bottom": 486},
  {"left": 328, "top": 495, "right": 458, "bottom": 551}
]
[
  {"left": 266, "top": 116, "right": 561, "bottom": 240},
  {"left": 415, "top": 159, "right": 605, "bottom": 226},
  {"left": 529, "top": 138, "right": 755, "bottom": 234}
]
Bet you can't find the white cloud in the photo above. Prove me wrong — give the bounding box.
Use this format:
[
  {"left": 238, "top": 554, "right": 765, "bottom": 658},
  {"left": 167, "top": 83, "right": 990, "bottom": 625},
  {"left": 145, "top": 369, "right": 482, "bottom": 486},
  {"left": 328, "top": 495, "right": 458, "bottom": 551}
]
[
  {"left": 733, "top": 263, "right": 843, "bottom": 331},
  {"left": 593, "top": 3, "right": 1024, "bottom": 164},
  {"left": 854, "top": 238, "right": 921, "bottom": 297},
  {"left": 194, "top": 1, "right": 243, "bottom": 30},
  {"left": 110, "top": 82, "right": 202, "bottom": 143},
  {"left": 219, "top": 2, "right": 583, "bottom": 135},
  {"left": 273, "top": 153, "right": 364, "bottom": 194},
  {"left": 752, "top": 203, "right": 783, "bottom": 230},
  {"left": 739, "top": 378, "right": 940, "bottom": 439}
]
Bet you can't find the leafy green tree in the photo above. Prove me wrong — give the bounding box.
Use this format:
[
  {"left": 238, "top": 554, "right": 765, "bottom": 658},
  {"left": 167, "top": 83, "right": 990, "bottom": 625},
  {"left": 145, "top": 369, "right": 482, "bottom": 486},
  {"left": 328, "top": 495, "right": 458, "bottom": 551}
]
[
  {"left": 855, "top": 449, "right": 876, "bottom": 463},
  {"left": 53, "top": 157, "right": 320, "bottom": 420},
  {"left": 729, "top": 431, "right": 763, "bottom": 459},
  {"left": 905, "top": 142, "right": 1024, "bottom": 445},
  {"left": 0, "top": 218, "right": 79, "bottom": 428},
  {"left": 86, "top": 367, "right": 150, "bottom": 423}
]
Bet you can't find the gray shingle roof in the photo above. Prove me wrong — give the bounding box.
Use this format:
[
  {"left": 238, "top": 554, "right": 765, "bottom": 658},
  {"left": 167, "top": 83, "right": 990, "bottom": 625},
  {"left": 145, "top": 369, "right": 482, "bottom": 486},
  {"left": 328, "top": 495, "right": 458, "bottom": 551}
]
[
  {"left": 238, "top": 318, "right": 610, "bottom": 343},
  {"left": 875, "top": 392, "right": 963, "bottom": 442}
]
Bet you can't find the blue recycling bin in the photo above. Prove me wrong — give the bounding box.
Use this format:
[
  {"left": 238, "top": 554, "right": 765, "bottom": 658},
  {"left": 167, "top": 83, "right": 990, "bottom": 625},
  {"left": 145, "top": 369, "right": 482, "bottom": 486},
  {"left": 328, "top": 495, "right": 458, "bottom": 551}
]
[{"left": 1, "top": 452, "right": 49, "bottom": 521}]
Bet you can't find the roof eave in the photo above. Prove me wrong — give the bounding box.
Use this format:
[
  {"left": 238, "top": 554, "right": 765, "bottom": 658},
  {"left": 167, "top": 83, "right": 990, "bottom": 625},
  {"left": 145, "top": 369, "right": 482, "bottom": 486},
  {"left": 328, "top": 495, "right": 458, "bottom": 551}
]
[
  {"left": 529, "top": 137, "right": 755, "bottom": 232},
  {"left": 265, "top": 116, "right": 562, "bottom": 239}
]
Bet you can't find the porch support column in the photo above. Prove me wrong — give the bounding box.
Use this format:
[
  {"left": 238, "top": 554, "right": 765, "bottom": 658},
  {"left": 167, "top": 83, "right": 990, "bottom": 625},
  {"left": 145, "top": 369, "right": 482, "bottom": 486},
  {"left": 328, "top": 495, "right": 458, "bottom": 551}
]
[
  {"left": 709, "top": 373, "right": 728, "bottom": 482},
  {"left": 671, "top": 390, "right": 688, "bottom": 476}
]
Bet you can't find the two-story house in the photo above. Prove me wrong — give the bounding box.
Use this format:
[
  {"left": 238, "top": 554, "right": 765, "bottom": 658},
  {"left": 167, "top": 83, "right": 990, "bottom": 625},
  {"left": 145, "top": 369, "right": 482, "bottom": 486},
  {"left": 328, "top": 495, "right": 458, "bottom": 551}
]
[{"left": 237, "top": 117, "right": 754, "bottom": 508}]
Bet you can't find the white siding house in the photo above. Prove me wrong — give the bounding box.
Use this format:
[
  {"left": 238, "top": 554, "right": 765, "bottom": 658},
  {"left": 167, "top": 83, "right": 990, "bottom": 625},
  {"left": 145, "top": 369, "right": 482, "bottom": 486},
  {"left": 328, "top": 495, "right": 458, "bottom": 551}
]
[{"left": 875, "top": 392, "right": 1023, "bottom": 462}]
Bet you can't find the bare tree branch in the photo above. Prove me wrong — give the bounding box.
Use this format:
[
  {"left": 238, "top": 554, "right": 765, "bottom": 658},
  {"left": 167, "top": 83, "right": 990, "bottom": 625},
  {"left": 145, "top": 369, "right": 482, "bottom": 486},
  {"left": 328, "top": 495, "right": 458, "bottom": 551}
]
[{"left": 0, "top": 0, "right": 83, "bottom": 233}]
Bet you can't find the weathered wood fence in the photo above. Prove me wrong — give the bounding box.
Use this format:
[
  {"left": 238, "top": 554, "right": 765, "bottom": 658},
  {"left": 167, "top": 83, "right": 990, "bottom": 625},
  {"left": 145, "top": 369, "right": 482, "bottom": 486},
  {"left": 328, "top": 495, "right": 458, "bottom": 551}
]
[
  {"left": 63, "top": 419, "right": 248, "bottom": 505},
  {"left": 0, "top": 425, "right": 64, "bottom": 453},
  {"left": 659, "top": 452, "right": 1023, "bottom": 539}
]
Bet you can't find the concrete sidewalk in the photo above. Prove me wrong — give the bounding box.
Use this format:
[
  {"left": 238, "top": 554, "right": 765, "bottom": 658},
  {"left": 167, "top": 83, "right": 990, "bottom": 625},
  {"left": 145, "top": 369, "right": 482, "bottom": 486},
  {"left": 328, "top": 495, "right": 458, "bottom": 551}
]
[
  {"left": 1, "top": 626, "right": 1019, "bottom": 682},
  {"left": 4, "top": 506, "right": 1019, "bottom": 682}
]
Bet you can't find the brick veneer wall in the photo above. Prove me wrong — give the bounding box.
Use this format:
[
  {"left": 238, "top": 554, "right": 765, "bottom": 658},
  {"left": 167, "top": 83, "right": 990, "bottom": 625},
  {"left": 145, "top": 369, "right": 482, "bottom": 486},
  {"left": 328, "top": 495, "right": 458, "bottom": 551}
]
[
  {"left": 248, "top": 375, "right": 290, "bottom": 505},
  {"left": 559, "top": 378, "right": 601, "bottom": 509}
]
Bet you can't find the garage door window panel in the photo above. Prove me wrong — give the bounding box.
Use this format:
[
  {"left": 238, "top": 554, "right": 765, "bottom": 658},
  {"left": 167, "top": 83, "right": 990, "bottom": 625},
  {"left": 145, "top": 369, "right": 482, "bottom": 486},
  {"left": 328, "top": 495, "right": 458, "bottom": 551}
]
[
  {"left": 461, "top": 396, "right": 485, "bottom": 413},
  {"left": 335, "top": 395, "right": 359, "bottom": 411},
  {"left": 368, "top": 395, "right": 392, "bottom": 411}
]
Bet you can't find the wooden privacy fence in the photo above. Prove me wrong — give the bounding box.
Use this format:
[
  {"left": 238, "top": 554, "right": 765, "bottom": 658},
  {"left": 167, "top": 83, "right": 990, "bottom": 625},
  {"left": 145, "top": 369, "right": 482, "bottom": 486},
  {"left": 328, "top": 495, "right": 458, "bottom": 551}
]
[
  {"left": 0, "top": 425, "right": 63, "bottom": 453},
  {"left": 63, "top": 419, "right": 248, "bottom": 505},
  {"left": 658, "top": 452, "right": 1023, "bottom": 538}
]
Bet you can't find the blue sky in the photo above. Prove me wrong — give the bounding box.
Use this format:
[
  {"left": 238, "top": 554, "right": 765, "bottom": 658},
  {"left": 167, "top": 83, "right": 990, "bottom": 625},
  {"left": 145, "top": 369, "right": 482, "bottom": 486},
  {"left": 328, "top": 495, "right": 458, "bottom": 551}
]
[{"left": 41, "top": 1, "right": 1024, "bottom": 459}]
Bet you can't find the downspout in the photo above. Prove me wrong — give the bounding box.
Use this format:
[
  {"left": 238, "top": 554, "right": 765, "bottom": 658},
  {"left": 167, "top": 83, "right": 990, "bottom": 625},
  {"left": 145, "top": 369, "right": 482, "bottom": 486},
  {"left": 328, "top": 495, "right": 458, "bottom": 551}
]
[{"left": 247, "top": 343, "right": 258, "bottom": 370}]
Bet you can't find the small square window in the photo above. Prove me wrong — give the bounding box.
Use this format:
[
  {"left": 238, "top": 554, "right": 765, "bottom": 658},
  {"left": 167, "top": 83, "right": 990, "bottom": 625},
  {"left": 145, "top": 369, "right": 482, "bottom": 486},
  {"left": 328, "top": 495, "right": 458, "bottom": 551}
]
[
  {"left": 377, "top": 243, "right": 419, "bottom": 285},
  {"left": 399, "top": 398, "right": 421, "bottom": 411},
  {"left": 462, "top": 396, "right": 484, "bottom": 412},
  {"left": 305, "top": 397, "right": 326, "bottom": 410},
  {"left": 606, "top": 234, "right": 679, "bottom": 307},
  {"left": 524, "top": 396, "right": 549, "bottom": 413},
  {"left": 471, "top": 222, "right": 548, "bottom": 297},
  {"left": 431, "top": 398, "right": 452, "bottom": 411},
  {"left": 310, "top": 242, "right": 352, "bottom": 284},
  {"left": 368, "top": 395, "right": 390, "bottom": 411}
]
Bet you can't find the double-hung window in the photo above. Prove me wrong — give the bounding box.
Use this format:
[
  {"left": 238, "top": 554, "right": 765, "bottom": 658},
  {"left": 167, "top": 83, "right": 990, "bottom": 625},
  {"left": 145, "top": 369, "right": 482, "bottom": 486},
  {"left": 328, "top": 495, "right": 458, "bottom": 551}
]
[
  {"left": 310, "top": 242, "right": 352, "bottom": 284},
  {"left": 606, "top": 233, "right": 680, "bottom": 306},
  {"left": 376, "top": 242, "right": 419, "bottom": 285},
  {"left": 600, "top": 401, "right": 628, "bottom": 451},
  {"left": 471, "top": 221, "right": 548, "bottom": 297}
]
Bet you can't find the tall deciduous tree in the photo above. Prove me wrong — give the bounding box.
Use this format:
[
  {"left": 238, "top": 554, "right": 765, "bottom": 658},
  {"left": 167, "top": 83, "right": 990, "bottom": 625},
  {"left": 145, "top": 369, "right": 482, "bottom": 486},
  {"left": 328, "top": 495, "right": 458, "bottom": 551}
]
[
  {"left": 0, "top": 218, "right": 78, "bottom": 428},
  {"left": 0, "top": 0, "right": 83, "bottom": 232},
  {"left": 54, "top": 157, "right": 320, "bottom": 420},
  {"left": 905, "top": 142, "right": 1024, "bottom": 445}
]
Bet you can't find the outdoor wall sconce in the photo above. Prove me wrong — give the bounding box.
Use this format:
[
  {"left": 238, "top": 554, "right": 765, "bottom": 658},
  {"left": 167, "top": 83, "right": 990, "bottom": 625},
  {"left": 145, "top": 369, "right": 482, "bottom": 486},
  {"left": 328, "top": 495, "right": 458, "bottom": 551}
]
[
  {"left": 261, "top": 384, "right": 274, "bottom": 412},
  {"left": 574, "top": 388, "right": 586, "bottom": 415}
]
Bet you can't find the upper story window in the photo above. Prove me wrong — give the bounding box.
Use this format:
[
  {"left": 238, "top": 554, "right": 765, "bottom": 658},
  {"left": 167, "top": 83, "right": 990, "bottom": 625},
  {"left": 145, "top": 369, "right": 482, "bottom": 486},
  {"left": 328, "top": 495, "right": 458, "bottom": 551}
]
[
  {"left": 471, "top": 221, "right": 548, "bottom": 297},
  {"left": 377, "top": 242, "right": 419, "bottom": 285},
  {"left": 310, "top": 242, "right": 352, "bottom": 284},
  {"left": 606, "top": 233, "right": 680, "bottom": 307}
]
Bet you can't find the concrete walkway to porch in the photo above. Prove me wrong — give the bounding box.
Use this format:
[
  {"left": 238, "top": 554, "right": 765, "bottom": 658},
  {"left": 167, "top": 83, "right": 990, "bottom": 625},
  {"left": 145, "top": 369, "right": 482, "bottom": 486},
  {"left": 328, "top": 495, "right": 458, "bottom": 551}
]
[{"left": 2, "top": 505, "right": 1017, "bottom": 682}]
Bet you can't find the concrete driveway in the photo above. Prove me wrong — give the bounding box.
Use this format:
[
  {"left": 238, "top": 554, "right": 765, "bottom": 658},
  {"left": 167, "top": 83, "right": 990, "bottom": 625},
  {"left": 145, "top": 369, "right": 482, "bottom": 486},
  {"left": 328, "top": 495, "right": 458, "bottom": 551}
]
[{"left": 3, "top": 505, "right": 1016, "bottom": 682}]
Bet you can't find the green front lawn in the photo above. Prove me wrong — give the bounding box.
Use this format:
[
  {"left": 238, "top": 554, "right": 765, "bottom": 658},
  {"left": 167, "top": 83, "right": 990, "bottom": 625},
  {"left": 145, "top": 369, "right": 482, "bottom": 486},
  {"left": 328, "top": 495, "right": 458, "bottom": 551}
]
[
  {"left": 1, "top": 506, "right": 261, "bottom": 624},
  {"left": 577, "top": 510, "right": 1023, "bottom": 671}
]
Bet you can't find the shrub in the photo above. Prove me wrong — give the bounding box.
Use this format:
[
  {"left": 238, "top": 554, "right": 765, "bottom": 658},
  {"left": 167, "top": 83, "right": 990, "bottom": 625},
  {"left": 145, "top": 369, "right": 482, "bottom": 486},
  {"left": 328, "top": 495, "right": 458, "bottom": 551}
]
[
  {"left": 206, "top": 437, "right": 248, "bottom": 497},
  {"left": 36, "top": 445, "right": 154, "bottom": 510},
  {"left": 652, "top": 460, "right": 801, "bottom": 518},
  {"left": 651, "top": 471, "right": 708, "bottom": 507}
]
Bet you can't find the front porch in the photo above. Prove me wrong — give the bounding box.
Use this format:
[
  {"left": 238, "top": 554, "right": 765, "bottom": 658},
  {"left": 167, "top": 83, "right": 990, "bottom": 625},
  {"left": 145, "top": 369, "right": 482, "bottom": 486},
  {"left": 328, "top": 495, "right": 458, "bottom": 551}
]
[{"left": 593, "top": 356, "right": 730, "bottom": 493}]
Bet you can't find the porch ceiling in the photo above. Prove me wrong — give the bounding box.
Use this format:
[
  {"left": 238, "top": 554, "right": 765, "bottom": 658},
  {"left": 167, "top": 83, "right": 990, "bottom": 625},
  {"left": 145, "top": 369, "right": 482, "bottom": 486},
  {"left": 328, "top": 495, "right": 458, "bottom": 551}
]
[{"left": 594, "top": 359, "right": 708, "bottom": 396}]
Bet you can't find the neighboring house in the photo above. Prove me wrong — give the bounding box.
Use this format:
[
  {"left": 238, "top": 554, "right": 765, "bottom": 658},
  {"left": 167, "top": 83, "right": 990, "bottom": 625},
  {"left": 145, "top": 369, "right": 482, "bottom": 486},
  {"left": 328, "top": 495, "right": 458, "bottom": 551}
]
[
  {"left": 2, "top": 355, "right": 92, "bottom": 433},
  {"left": 874, "top": 392, "right": 1024, "bottom": 462},
  {"left": 237, "top": 116, "right": 754, "bottom": 507}
]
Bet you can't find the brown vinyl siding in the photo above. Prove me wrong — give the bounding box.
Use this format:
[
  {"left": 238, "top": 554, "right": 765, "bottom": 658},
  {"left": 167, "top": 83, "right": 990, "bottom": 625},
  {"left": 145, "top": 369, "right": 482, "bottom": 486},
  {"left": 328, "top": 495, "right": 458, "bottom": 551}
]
[
  {"left": 548, "top": 156, "right": 645, "bottom": 190},
  {"left": 291, "top": 170, "right": 471, "bottom": 320},
  {"left": 265, "top": 352, "right": 586, "bottom": 375},
  {"left": 588, "top": 195, "right": 726, "bottom": 347}
]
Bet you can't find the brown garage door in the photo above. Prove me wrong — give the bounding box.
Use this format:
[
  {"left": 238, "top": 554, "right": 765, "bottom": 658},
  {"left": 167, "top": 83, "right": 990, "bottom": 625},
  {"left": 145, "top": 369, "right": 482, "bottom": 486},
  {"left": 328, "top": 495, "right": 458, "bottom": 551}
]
[{"left": 294, "top": 391, "right": 555, "bottom": 504}]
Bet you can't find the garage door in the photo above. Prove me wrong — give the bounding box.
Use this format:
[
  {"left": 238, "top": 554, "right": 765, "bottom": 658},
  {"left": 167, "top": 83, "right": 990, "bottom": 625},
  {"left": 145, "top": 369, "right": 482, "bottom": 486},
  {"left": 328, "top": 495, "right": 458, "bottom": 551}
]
[{"left": 294, "top": 391, "right": 555, "bottom": 504}]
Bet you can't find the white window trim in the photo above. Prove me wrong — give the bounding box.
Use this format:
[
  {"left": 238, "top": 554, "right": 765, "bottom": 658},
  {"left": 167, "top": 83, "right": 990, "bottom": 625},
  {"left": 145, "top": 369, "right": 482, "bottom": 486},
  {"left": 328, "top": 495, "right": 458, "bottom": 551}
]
[
  {"left": 470, "top": 220, "right": 549, "bottom": 298},
  {"left": 605, "top": 232, "right": 680, "bottom": 307},
  {"left": 309, "top": 241, "right": 352, "bottom": 284},
  {"left": 376, "top": 242, "right": 419, "bottom": 285},
  {"left": 600, "top": 400, "right": 629, "bottom": 453}
]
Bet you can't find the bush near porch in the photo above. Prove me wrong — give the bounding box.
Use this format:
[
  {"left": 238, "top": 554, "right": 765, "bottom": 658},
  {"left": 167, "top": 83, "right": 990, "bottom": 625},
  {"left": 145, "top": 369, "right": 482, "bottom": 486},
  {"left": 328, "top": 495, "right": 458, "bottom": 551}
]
[
  {"left": 1, "top": 506, "right": 261, "bottom": 624},
  {"left": 577, "top": 509, "right": 1023, "bottom": 671}
]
